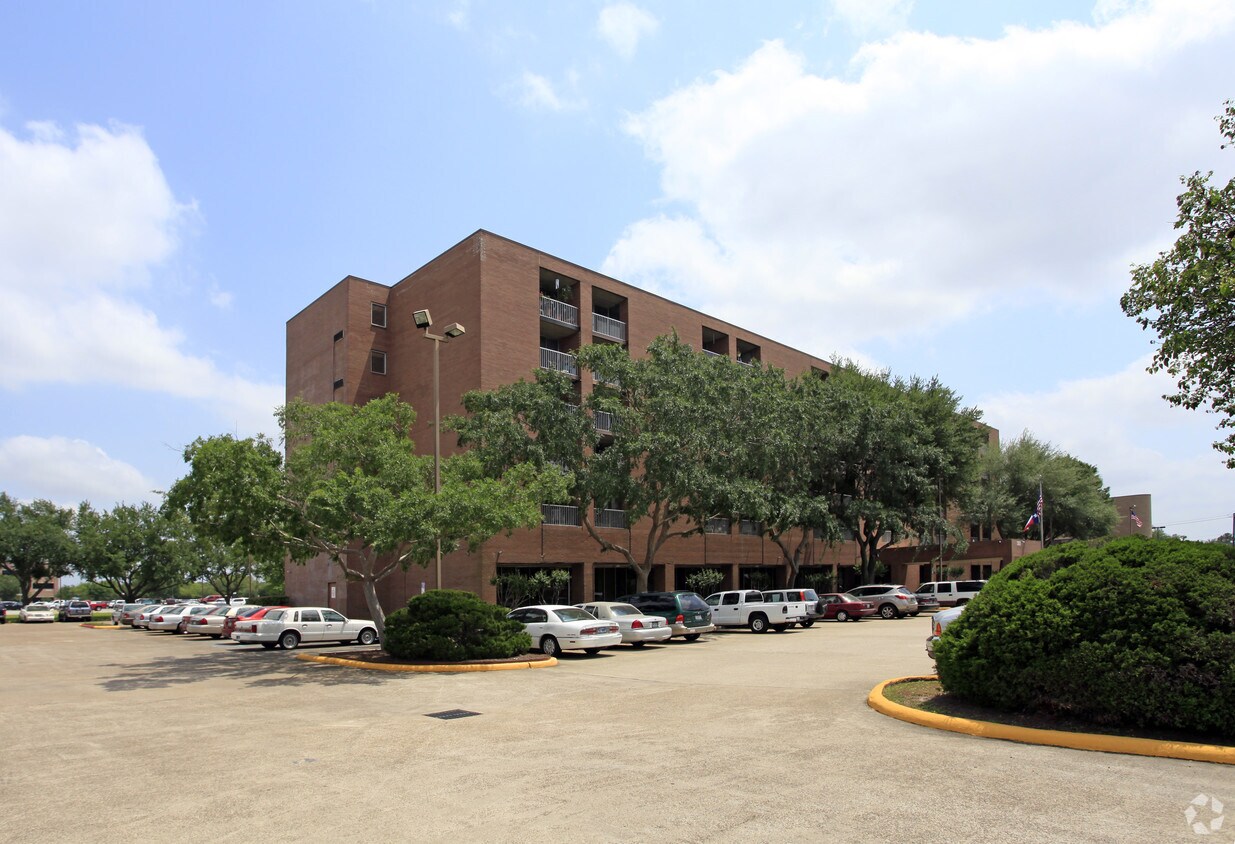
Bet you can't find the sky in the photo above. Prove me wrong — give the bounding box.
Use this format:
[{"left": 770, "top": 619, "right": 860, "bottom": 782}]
[{"left": 1, "top": 0, "right": 1232, "bottom": 541}]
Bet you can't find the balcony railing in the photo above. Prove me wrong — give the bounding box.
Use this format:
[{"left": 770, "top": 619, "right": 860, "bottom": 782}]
[
  {"left": 540, "top": 296, "right": 579, "bottom": 328},
  {"left": 541, "top": 504, "right": 580, "bottom": 526},
  {"left": 540, "top": 347, "right": 578, "bottom": 378},
  {"left": 594, "top": 410, "right": 615, "bottom": 434},
  {"left": 739, "top": 519, "right": 763, "bottom": 536},
  {"left": 595, "top": 508, "right": 627, "bottom": 529},
  {"left": 703, "top": 349, "right": 725, "bottom": 359},
  {"left": 591, "top": 371, "right": 621, "bottom": 388},
  {"left": 705, "top": 517, "right": 731, "bottom": 534},
  {"left": 592, "top": 312, "right": 627, "bottom": 342}
]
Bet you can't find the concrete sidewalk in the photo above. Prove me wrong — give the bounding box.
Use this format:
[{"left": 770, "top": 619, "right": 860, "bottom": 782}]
[{"left": 1, "top": 619, "right": 1229, "bottom": 842}]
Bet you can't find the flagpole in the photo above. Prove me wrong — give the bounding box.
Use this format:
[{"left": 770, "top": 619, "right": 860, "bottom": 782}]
[{"left": 1038, "top": 481, "right": 1045, "bottom": 547}]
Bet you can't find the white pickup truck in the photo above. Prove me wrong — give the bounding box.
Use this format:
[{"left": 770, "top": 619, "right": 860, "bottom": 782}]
[
  {"left": 704, "top": 590, "right": 808, "bottom": 633},
  {"left": 231, "top": 606, "right": 379, "bottom": 650}
]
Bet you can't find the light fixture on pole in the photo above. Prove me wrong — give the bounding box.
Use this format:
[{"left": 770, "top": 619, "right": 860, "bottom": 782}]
[{"left": 416, "top": 309, "right": 466, "bottom": 590}]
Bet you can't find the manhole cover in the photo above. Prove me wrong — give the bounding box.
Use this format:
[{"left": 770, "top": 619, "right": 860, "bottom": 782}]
[{"left": 425, "top": 709, "right": 480, "bottom": 720}]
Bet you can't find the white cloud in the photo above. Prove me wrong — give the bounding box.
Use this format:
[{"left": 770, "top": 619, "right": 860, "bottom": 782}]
[
  {"left": 0, "top": 121, "right": 281, "bottom": 434},
  {"left": 515, "top": 71, "right": 584, "bottom": 112},
  {"left": 0, "top": 435, "right": 155, "bottom": 509},
  {"left": 597, "top": 2, "right": 659, "bottom": 59},
  {"left": 830, "top": 0, "right": 914, "bottom": 35},
  {"left": 606, "top": 0, "right": 1235, "bottom": 352},
  {"left": 446, "top": 0, "right": 469, "bottom": 30},
  {"left": 980, "top": 359, "right": 1235, "bottom": 540}
]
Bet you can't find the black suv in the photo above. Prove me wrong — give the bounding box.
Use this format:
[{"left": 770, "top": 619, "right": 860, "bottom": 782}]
[
  {"left": 618, "top": 591, "right": 716, "bottom": 640},
  {"left": 59, "top": 600, "right": 93, "bottom": 621}
]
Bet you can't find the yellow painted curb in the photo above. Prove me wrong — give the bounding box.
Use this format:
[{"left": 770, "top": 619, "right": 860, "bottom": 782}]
[
  {"left": 294, "top": 653, "right": 558, "bottom": 672},
  {"left": 82, "top": 623, "right": 124, "bottom": 629},
  {"left": 869, "top": 676, "right": 1235, "bottom": 765}
]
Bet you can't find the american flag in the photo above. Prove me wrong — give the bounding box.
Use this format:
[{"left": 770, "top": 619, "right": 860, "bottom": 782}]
[{"left": 1130, "top": 510, "right": 1143, "bottom": 528}]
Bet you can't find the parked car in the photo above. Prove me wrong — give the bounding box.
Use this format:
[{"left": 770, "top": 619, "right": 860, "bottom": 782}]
[
  {"left": 818, "top": 592, "right": 876, "bottom": 621},
  {"left": 231, "top": 607, "right": 379, "bottom": 650},
  {"left": 175, "top": 604, "right": 222, "bottom": 633},
  {"left": 914, "top": 591, "right": 941, "bottom": 611},
  {"left": 926, "top": 604, "right": 966, "bottom": 660},
  {"left": 59, "top": 600, "right": 94, "bottom": 621},
  {"left": 915, "top": 580, "right": 987, "bottom": 608},
  {"left": 223, "top": 606, "right": 284, "bottom": 639},
  {"left": 619, "top": 591, "right": 716, "bottom": 640},
  {"left": 760, "top": 589, "right": 815, "bottom": 629},
  {"left": 778, "top": 588, "right": 824, "bottom": 626},
  {"left": 89, "top": 600, "right": 111, "bottom": 611},
  {"left": 185, "top": 605, "right": 233, "bottom": 638},
  {"left": 133, "top": 604, "right": 176, "bottom": 629},
  {"left": 574, "top": 601, "right": 672, "bottom": 647},
  {"left": 506, "top": 605, "right": 623, "bottom": 657},
  {"left": 1, "top": 600, "right": 21, "bottom": 620},
  {"left": 20, "top": 602, "right": 56, "bottom": 623},
  {"left": 113, "top": 603, "right": 147, "bottom": 626},
  {"left": 149, "top": 605, "right": 199, "bottom": 633},
  {"left": 704, "top": 589, "right": 807, "bottom": 633},
  {"left": 846, "top": 585, "right": 920, "bottom": 619}
]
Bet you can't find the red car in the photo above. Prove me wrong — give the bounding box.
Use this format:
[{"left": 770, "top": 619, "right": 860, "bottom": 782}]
[
  {"left": 222, "top": 605, "right": 285, "bottom": 639},
  {"left": 819, "top": 593, "right": 876, "bottom": 622}
]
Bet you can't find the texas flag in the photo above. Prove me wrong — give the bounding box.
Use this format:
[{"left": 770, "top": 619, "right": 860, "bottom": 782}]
[{"left": 1023, "top": 493, "right": 1044, "bottom": 533}]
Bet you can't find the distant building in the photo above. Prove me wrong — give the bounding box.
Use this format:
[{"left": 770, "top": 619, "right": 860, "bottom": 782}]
[{"left": 1112, "top": 494, "right": 1153, "bottom": 538}]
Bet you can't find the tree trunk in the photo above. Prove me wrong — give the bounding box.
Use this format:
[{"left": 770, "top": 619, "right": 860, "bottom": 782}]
[
  {"left": 635, "top": 564, "right": 651, "bottom": 593},
  {"left": 360, "top": 577, "right": 387, "bottom": 639}
]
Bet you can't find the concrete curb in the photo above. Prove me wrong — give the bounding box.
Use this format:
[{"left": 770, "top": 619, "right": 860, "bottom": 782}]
[
  {"left": 294, "top": 653, "right": 558, "bottom": 672},
  {"left": 869, "top": 675, "right": 1235, "bottom": 766}
]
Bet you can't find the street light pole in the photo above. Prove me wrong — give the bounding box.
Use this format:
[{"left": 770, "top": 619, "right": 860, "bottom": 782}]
[{"left": 413, "top": 309, "right": 465, "bottom": 591}]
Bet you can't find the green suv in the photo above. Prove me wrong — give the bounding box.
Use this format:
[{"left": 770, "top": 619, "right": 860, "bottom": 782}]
[{"left": 618, "top": 591, "right": 715, "bottom": 641}]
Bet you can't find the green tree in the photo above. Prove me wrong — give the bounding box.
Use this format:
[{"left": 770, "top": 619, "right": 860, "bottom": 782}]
[
  {"left": 456, "top": 335, "right": 747, "bottom": 593},
  {"left": 1121, "top": 101, "right": 1235, "bottom": 467},
  {"left": 0, "top": 493, "right": 75, "bottom": 603},
  {"left": 74, "top": 502, "right": 189, "bottom": 601},
  {"left": 975, "top": 433, "right": 1118, "bottom": 546},
  {"left": 183, "top": 532, "right": 255, "bottom": 601},
  {"left": 719, "top": 369, "right": 844, "bottom": 586},
  {"left": 168, "top": 394, "right": 564, "bottom": 636},
  {"left": 825, "top": 364, "right": 985, "bottom": 583}
]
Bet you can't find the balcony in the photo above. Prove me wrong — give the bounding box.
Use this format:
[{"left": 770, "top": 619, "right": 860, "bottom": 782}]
[
  {"left": 594, "top": 410, "right": 615, "bottom": 434},
  {"left": 595, "top": 508, "right": 627, "bottom": 529},
  {"left": 592, "top": 312, "right": 627, "bottom": 343},
  {"left": 703, "top": 349, "right": 725, "bottom": 359},
  {"left": 541, "top": 504, "right": 581, "bottom": 526},
  {"left": 705, "top": 517, "right": 731, "bottom": 534},
  {"left": 540, "top": 347, "right": 578, "bottom": 378},
  {"left": 540, "top": 296, "right": 579, "bottom": 329}
]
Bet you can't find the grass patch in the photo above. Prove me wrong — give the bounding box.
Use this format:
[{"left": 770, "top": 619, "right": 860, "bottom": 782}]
[{"left": 883, "top": 678, "right": 1235, "bottom": 748}]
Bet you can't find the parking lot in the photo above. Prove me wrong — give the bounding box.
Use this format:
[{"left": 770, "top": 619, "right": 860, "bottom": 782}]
[{"left": 2, "top": 618, "right": 1231, "bottom": 842}]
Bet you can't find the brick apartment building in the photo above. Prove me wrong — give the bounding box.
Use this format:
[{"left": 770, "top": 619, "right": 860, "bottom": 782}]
[{"left": 285, "top": 230, "right": 1018, "bottom": 617}]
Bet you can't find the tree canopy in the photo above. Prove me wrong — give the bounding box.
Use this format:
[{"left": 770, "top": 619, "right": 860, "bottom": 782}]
[
  {"left": 457, "top": 334, "right": 745, "bottom": 592},
  {"left": 1122, "top": 100, "right": 1235, "bottom": 467},
  {"left": 0, "top": 493, "right": 75, "bottom": 603},
  {"left": 965, "top": 432, "right": 1118, "bottom": 545},
  {"left": 74, "top": 502, "right": 188, "bottom": 601},
  {"left": 167, "top": 394, "right": 564, "bottom": 634}
]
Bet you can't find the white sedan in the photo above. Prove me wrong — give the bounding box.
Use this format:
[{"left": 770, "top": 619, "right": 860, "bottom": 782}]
[
  {"left": 148, "top": 605, "right": 198, "bottom": 633},
  {"left": 575, "top": 601, "right": 672, "bottom": 647},
  {"left": 506, "top": 605, "right": 623, "bottom": 657},
  {"left": 20, "top": 602, "right": 56, "bottom": 623},
  {"left": 231, "top": 607, "right": 379, "bottom": 650}
]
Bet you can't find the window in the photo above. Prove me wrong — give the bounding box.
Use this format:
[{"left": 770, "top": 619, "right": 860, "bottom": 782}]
[
  {"left": 370, "top": 350, "right": 387, "bottom": 375},
  {"left": 371, "top": 303, "right": 387, "bottom": 328},
  {"left": 722, "top": 593, "right": 740, "bottom": 606},
  {"left": 300, "top": 609, "right": 322, "bottom": 622},
  {"left": 322, "top": 609, "right": 345, "bottom": 622}
]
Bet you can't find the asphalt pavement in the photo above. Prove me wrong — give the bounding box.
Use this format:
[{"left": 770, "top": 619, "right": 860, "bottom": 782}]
[{"left": 1, "top": 617, "right": 1231, "bottom": 842}]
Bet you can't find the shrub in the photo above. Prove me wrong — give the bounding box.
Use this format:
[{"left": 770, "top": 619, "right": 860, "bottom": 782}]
[
  {"left": 935, "top": 536, "right": 1235, "bottom": 735},
  {"left": 382, "top": 590, "right": 532, "bottom": 661},
  {"left": 685, "top": 568, "right": 724, "bottom": 596}
]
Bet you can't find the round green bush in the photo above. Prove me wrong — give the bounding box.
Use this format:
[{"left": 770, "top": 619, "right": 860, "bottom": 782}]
[
  {"left": 935, "top": 536, "right": 1235, "bottom": 736},
  {"left": 382, "top": 589, "right": 532, "bottom": 661}
]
